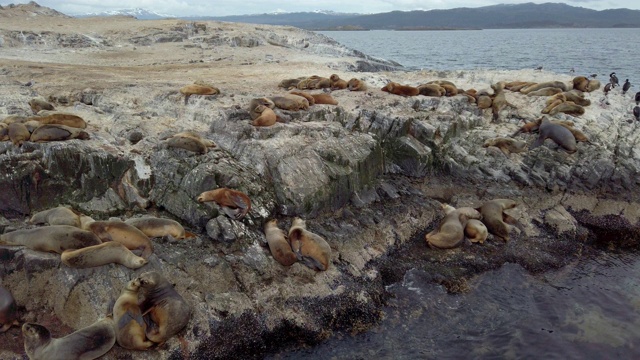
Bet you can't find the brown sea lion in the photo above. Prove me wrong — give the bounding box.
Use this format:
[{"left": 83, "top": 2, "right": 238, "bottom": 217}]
[
  {"left": 137, "top": 271, "right": 191, "bottom": 344},
  {"left": 270, "top": 94, "right": 309, "bottom": 111},
  {"left": 555, "top": 123, "right": 590, "bottom": 143},
  {"left": 476, "top": 199, "right": 518, "bottom": 242},
  {"left": 248, "top": 97, "right": 276, "bottom": 120},
  {"left": 347, "top": 78, "right": 367, "bottom": 91},
  {"left": 252, "top": 104, "right": 277, "bottom": 127},
  {"left": 180, "top": 84, "right": 220, "bottom": 104},
  {"left": 8, "top": 122, "right": 30, "bottom": 146},
  {"left": 542, "top": 95, "right": 566, "bottom": 114},
  {"left": 527, "top": 87, "right": 563, "bottom": 97},
  {"left": 0, "top": 225, "right": 101, "bottom": 253},
  {"left": 512, "top": 119, "right": 541, "bottom": 137},
  {"left": 28, "top": 98, "right": 55, "bottom": 114},
  {"left": 264, "top": 219, "right": 297, "bottom": 266},
  {"left": 1, "top": 115, "right": 28, "bottom": 125},
  {"left": 125, "top": 217, "right": 193, "bottom": 239},
  {"left": 113, "top": 279, "right": 154, "bottom": 350},
  {"left": 520, "top": 81, "right": 568, "bottom": 94},
  {"left": 197, "top": 188, "right": 252, "bottom": 220},
  {"left": 172, "top": 131, "right": 216, "bottom": 148},
  {"left": 465, "top": 219, "right": 488, "bottom": 244},
  {"left": 382, "top": 81, "right": 420, "bottom": 97},
  {"left": 425, "top": 204, "right": 482, "bottom": 249},
  {"left": 562, "top": 90, "right": 591, "bottom": 106},
  {"left": 586, "top": 79, "right": 601, "bottom": 92},
  {"left": 278, "top": 77, "right": 305, "bottom": 89},
  {"left": 287, "top": 90, "right": 316, "bottom": 105},
  {"left": 0, "top": 285, "right": 19, "bottom": 333},
  {"left": 483, "top": 137, "right": 527, "bottom": 155},
  {"left": 329, "top": 74, "right": 348, "bottom": 90},
  {"left": 311, "top": 93, "right": 338, "bottom": 105},
  {"left": 530, "top": 117, "right": 577, "bottom": 153},
  {"left": 22, "top": 317, "right": 116, "bottom": 360},
  {"left": 165, "top": 131, "right": 213, "bottom": 154},
  {"left": 288, "top": 218, "right": 331, "bottom": 271},
  {"left": 87, "top": 221, "right": 153, "bottom": 259},
  {"left": 33, "top": 111, "right": 87, "bottom": 129},
  {"left": 418, "top": 83, "right": 446, "bottom": 97},
  {"left": 61, "top": 242, "right": 147, "bottom": 269},
  {"left": 427, "top": 80, "right": 457, "bottom": 88},
  {"left": 548, "top": 101, "right": 585, "bottom": 116},
  {"left": 491, "top": 81, "right": 508, "bottom": 121},
  {"left": 0, "top": 123, "right": 8, "bottom": 141},
  {"left": 504, "top": 81, "right": 536, "bottom": 92},
  {"left": 309, "top": 76, "right": 331, "bottom": 89},
  {"left": 29, "top": 206, "right": 80, "bottom": 227},
  {"left": 572, "top": 76, "right": 590, "bottom": 92},
  {"left": 440, "top": 84, "right": 459, "bottom": 96},
  {"left": 29, "top": 124, "right": 90, "bottom": 142}
]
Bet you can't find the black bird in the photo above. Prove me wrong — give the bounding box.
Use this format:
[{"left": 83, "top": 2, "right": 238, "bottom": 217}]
[
  {"left": 569, "top": 67, "right": 575, "bottom": 73},
  {"left": 590, "top": 74, "right": 598, "bottom": 78},
  {"left": 636, "top": 91, "right": 640, "bottom": 105},
  {"left": 634, "top": 106, "right": 640, "bottom": 121},
  {"left": 623, "top": 79, "right": 631, "bottom": 94},
  {"left": 610, "top": 72, "right": 619, "bottom": 86},
  {"left": 604, "top": 82, "right": 613, "bottom": 95},
  {"left": 535, "top": 66, "right": 543, "bottom": 71}
]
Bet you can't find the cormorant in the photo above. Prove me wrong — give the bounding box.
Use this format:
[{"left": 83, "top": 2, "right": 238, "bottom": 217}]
[
  {"left": 610, "top": 72, "right": 619, "bottom": 87},
  {"left": 634, "top": 106, "right": 640, "bottom": 121},
  {"left": 635, "top": 91, "right": 640, "bottom": 105},
  {"left": 604, "top": 82, "right": 613, "bottom": 95},
  {"left": 623, "top": 79, "right": 631, "bottom": 94}
]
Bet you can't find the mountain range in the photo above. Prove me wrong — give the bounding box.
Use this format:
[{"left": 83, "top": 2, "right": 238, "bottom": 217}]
[{"left": 73, "top": 2, "right": 640, "bottom": 29}]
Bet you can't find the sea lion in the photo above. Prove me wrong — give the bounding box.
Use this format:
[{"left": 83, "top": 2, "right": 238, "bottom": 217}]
[
  {"left": 28, "top": 98, "right": 55, "bottom": 114},
  {"left": 555, "top": 123, "right": 590, "bottom": 143},
  {"left": 23, "top": 120, "right": 41, "bottom": 132},
  {"left": 248, "top": 97, "right": 276, "bottom": 120},
  {"left": 572, "top": 76, "right": 590, "bottom": 92},
  {"left": 87, "top": 221, "right": 153, "bottom": 259},
  {"left": 347, "top": 78, "right": 367, "bottom": 91},
  {"left": 180, "top": 84, "right": 220, "bottom": 104},
  {"left": 137, "top": 271, "right": 191, "bottom": 344},
  {"left": 0, "top": 285, "right": 19, "bottom": 333},
  {"left": 287, "top": 90, "right": 315, "bottom": 105},
  {"left": 417, "top": 83, "right": 445, "bottom": 97},
  {"left": 29, "top": 124, "right": 90, "bottom": 142},
  {"left": 381, "top": 81, "right": 419, "bottom": 97},
  {"left": 0, "top": 123, "right": 8, "bottom": 141},
  {"left": 465, "top": 219, "right": 488, "bottom": 244},
  {"left": 165, "top": 131, "right": 213, "bottom": 154},
  {"left": 1, "top": 115, "right": 28, "bottom": 125},
  {"left": 542, "top": 93, "right": 567, "bottom": 114},
  {"left": 197, "top": 188, "right": 252, "bottom": 220},
  {"left": 288, "top": 218, "right": 331, "bottom": 271},
  {"left": 527, "top": 87, "right": 563, "bottom": 97},
  {"left": 483, "top": 137, "right": 527, "bottom": 156},
  {"left": 562, "top": 90, "right": 591, "bottom": 106},
  {"left": 172, "top": 131, "right": 216, "bottom": 148},
  {"left": 491, "top": 81, "right": 508, "bottom": 122},
  {"left": 270, "top": 95, "right": 309, "bottom": 111},
  {"left": 8, "top": 122, "right": 30, "bottom": 146},
  {"left": 329, "top": 74, "right": 348, "bottom": 90},
  {"left": 32, "top": 112, "right": 87, "bottom": 129},
  {"left": 124, "top": 217, "right": 192, "bottom": 239},
  {"left": 264, "top": 219, "right": 297, "bottom": 266},
  {"left": 22, "top": 317, "right": 116, "bottom": 360},
  {"left": 425, "top": 204, "right": 481, "bottom": 249},
  {"left": 586, "top": 79, "right": 601, "bottom": 92},
  {"left": 61, "top": 241, "right": 147, "bottom": 269},
  {"left": 308, "top": 76, "right": 331, "bottom": 89},
  {"left": 476, "top": 199, "right": 518, "bottom": 242},
  {"left": 29, "top": 206, "right": 80, "bottom": 227},
  {"left": 440, "top": 84, "right": 458, "bottom": 96},
  {"left": 0, "top": 225, "right": 101, "bottom": 253},
  {"left": 520, "top": 81, "right": 568, "bottom": 94},
  {"left": 548, "top": 101, "right": 585, "bottom": 116},
  {"left": 251, "top": 104, "right": 277, "bottom": 127},
  {"left": 311, "top": 93, "right": 338, "bottom": 105},
  {"left": 530, "top": 117, "right": 577, "bottom": 153},
  {"left": 427, "top": 80, "right": 457, "bottom": 88},
  {"left": 504, "top": 81, "right": 536, "bottom": 92},
  {"left": 113, "top": 279, "right": 154, "bottom": 350},
  {"left": 278, "top": 78, "right": 305, "bottom": 89},
  {"left": 512, "top": 119, "right": 541, "bottom": 136}
]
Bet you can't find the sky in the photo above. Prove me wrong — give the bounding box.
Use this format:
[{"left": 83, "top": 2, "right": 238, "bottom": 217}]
[{"left": 1, "top": 0, "right": 638, "bottom": 17}]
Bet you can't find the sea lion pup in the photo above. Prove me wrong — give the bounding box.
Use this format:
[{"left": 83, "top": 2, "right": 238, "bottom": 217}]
[
  {"left": 381, "top": 81, "right": 420, "bottom": 97},
  {"left": 586, "top": 79, "right": 601, "bottom": 92},
  {"left": 125, "top": 217, "right": 193, "bottom": 239},
  {"left": 252, "top": 104, "right": 277, "bottom": 127},
  {"left": 491, "top": 81, "right": 508, "bottom": 122},
  {"left": 572, "top": 76, "right": 590, "bottom": 92},
  {"left": 465, "top": 219, "right": 488, "bottom": 244},
  {"left": 329, "top": 74, "right": 348, "bottom": 90},
  {"left": 0, "top": 225, "right": 101, "bottom": 253},
  {"left": 530, "top": 117, "right": 577, "bottom": 153},
  {"left": 311, "top": 93, "right": 338, "bottom": 105},
  {"left": 87, "top": 221, "right": 153, "bottom": 259},
  {"left": 8, "top": 122, "right": 30, "bottom": 146},
  {"left": 1, "top": 285, "right": 19, "bottom": 333},
  {"left": 548, "top": 101, "right": 585, "bottom": 116},
  {"left": 417, "top": 83, "right": 446, "bottom": 97},
  {"left": 476, "top": 199, "right": 518, "bottom": 242},
  {"left": 347, "top": 78, "right": 367, "bottom": 91},
  {"left": 562, "top": 90, "right": 591, "bottom": 106},
  {"left": 287, "top": 90, "right": 316, "bottom": 105},
  {"left": 30, "top": 206, "right": 80, "bottom": 227},
  {"left": 278, "top": 77, "right": 305, "bottom": 90},
  {"left": 32, "top": 111, "right": 87, "bottom": 129},
  {"left": 512, "top": 119, "right": 541, "bottom": 137},
  {"left": 527, "top": 87, "right": 563, "bottom": 97},
  {"left": 482, "top": 137, "right": 527, "bottom": 156},
  {"left": 287, "top": 218, "right": 331, "bottom": 271},
  {"left": 61, "top": 242, "right": 148, "bottom": 269},
  {"left": 22, "top": 317, "right": 116, "bottom": 360},
  {"left": 425, "top": 204, "right": 482, "bottom": 249},
  {"left": 28, "top": 98, "right": 55, "bottom": 114},
  {"left": 270, "top": 94, "right": 309, "bottom": 111},
  {"left": 29, "top": 124, "right": 90, "bottom": 142},
  {"left": 136, "top": 271, "right": 191, "bottom": 344},
  {"left": 180, "top": 83, "right": 220, "bottom": 104},
  {"left": 197, "top": 188, "right": 252, "bottom": 220},
  {"left": 264, "top": 219, "right": 297, "bottom": 266},
  {"left": 520, "top": 81, "right": 568, "bottom": 94},
  {"left": 113, "top": 279, "right": 154, "bottom": 350}
]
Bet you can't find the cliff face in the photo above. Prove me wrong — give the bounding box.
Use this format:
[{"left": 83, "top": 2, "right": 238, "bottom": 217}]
[{"left": 1, "top": 5, "right": 640, "bottom": 359}]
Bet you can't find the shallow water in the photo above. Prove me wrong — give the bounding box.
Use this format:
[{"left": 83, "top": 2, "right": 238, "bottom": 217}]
[
  {"left": 273, "top": 251, "right": 640, "bottom": 359},
  {"left": 319, "top": 28, "right": 640, "bottom": 83}
]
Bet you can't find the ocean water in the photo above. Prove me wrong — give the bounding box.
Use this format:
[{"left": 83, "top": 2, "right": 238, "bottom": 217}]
[
  {"left": 319, "top": 28, "right": 640, "bottom": 84},
  {"left": 268, "top": 28, "right": 640, "bottom": 359}
]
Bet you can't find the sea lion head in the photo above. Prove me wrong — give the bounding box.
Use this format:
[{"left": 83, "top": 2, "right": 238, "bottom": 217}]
[
  {"left": 22, "top": 323, "right": 51, "bottom": 345},
  {"left": 197, "top": 188, "right": 222, "bottom": 203}
]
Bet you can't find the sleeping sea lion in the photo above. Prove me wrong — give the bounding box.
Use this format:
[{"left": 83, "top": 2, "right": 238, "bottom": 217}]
[{"left": 288, "top": 218, "right": 331, "bottom": 271}]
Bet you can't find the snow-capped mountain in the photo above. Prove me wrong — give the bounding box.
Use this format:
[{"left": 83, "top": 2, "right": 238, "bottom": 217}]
[{"left": 76, "top": 8, "right": 174, "bottom": 20}]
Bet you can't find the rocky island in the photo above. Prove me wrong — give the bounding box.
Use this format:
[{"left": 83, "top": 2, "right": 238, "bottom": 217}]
[{"left": 1, "top": 2, "right": 639, "bottom": 359}]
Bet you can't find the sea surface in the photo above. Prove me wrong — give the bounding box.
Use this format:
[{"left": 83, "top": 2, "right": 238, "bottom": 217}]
[
  {"left": 270, "top": 28, "right": 640, "bottom": 359},
  {"left": 319, "top": 28, "right": 640, "bottom": 84}
]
